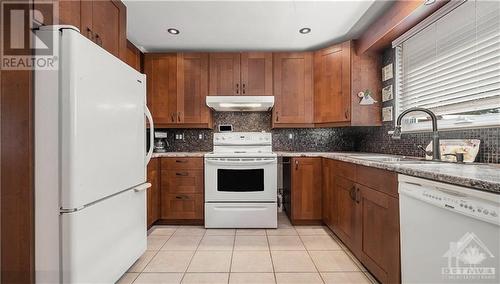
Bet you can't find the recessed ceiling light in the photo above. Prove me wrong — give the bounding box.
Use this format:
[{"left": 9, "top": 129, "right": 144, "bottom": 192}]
[
  {"left": 299, "top": 28, "right": 311, "bottom": 34},
  {"left": 167, "top": 28, "right": 180, "bottom": 35},
  {"left": 424, "top": 0, "right": 436, "bottom": 5}
]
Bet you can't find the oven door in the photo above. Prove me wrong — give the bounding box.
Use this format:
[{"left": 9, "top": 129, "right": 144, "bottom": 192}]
[{"left": 204, "top": 157, "right": 277, "bottom": 202}]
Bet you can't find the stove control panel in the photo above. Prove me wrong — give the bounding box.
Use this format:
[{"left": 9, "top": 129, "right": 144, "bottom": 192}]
[{"left": 214, "top": 132, "right": 272, "bottom": 146}]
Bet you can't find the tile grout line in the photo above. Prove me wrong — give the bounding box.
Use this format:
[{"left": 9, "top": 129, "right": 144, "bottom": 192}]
[
  {"left": 134, "top": 226, "right": 178, "bottom": 278},
  {"left": 265, "top": 226, "right": 278, "bottom": 284},
  {"left": 297, "top": 230, "right": 326, "bottom": 284},
  {"left": 179, "top": 227, "right": 207, "bottom": 283}
]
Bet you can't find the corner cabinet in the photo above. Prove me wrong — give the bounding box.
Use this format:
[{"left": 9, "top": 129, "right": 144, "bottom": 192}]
[
  {"left": 208, "top": 52, "right": 273, "bottom": 96},
  {"left": 314, "top": 41, "right": 382, "bottom": 127},
  {"left": 272, "top": 52, "right": 314, "bottom": 128},
  {"left": 144, "top": 53, "right": 213, "bottom": 129},
  {"left": 324, "top": 159, "right": 400, "bottom": 284},
  {"left": 287, "top": 157, "right": 322, "bottom": 224}
]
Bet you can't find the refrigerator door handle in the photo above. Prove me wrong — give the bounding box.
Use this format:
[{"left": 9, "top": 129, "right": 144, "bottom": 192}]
[
  {"left": 133, "top": 182, "right": 151, "bottom": 192},
  {"left": 145, "top": 105, "right": 154, "bottom": 165}
]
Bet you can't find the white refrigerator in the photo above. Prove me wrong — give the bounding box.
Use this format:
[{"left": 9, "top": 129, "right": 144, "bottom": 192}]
[{"left": 34, "top": 26, "right": 154, "bottom": 283}]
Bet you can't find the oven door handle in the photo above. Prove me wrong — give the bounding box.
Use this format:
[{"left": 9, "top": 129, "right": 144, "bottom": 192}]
[{"left": 205, "top": 159, "right": 276, "bottom": 167}]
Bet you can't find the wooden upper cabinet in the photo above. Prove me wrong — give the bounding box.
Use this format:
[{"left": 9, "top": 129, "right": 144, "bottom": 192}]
[
  {"left": 49, "top": 1, "right": 127, "bottom": 62},
  {"left": 126, "top": 40, "right": 142, "bottom": 72},
  {"left": 209, "top": 53, "right": 241, "bottom": 96},
  {"left": 177, "top": 53, "right": 212, "bottom": 126},
  {"left": 240, "top": 52, "right": 273, "bottom": 96},
  {"left": 314, "top": 44, "right": 350, "bottom": 123},
  {"left": 290, "top": 157, "right": 322, "bottom": 223},
  {"left": 314, "top": 41, "right": 381, "bottom": 127},
  {"left": 144, "top": 54, "right": 178, "bottom": 126},
  {"left": 273, "top": 52, "right": 314, "bottom": 127}
]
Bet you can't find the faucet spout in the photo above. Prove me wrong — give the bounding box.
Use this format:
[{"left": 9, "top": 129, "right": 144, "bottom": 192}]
[{"left": 391, "top": 107, "right": 441, "bottom": 161}]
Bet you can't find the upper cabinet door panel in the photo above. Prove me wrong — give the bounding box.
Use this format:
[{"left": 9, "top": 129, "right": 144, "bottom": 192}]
[
  {"left": 273, "top": 52, "right": 314, "bottom": 125},
  {"left": 314, "top": 45, "right": 350, "bottom": 123},
  {"left": 240, "top": 52, "right": 273, "bottom": 96},
  {"left": 144, "top": 54, "right": 177, "bottom": 125},
  {"left": 209, "top": 53, "right": 241, "bottom": 96},
  {"left": 81, "top": 0, "right": 126, "bottom": 60},
  {"left": 177, "top": 53, "right": 210, "bottom": 124}
]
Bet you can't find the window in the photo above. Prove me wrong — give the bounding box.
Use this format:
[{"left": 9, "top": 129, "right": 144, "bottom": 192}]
[{"left": 394, "top": 0, "right": 500, "bottom": 132}]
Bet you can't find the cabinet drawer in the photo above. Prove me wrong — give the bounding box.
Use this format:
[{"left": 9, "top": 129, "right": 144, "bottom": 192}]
[
  {"left": 332, "top": 160, "right": 356, "bottom": 181},
  {"left": 162, "top": 157, "right": 203, "bottom": 170},
  {"left": 161, "top": 194, "right": 203, "bottom": 220},
  {"left": 162, "top": 169, "right": 203, "bottom": 194},
  {"left": 356, "top": 165, "right": 397, "bottom": 197}
]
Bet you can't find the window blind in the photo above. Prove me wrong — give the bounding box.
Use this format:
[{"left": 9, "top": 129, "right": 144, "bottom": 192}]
[{"left": 396, "top": 0, "right": 500, "bottom": 131}]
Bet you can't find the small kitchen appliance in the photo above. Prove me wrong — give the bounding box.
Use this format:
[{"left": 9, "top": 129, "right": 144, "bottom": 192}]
[
  {"left": 154, "top": 131, "right": 168, "bottom": 152},
  {"left": 204, "top": 132, "right": 277, "bottom": 228}
]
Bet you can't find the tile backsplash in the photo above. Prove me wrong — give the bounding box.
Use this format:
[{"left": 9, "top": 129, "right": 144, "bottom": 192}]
[{"left": 155, "top": 48, "right": 499, "bottom": 163}]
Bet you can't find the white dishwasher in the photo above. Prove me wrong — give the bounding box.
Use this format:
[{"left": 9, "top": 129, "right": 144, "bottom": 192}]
[{"left": 399, "top": 175, "right": 500, "bottom": 284}]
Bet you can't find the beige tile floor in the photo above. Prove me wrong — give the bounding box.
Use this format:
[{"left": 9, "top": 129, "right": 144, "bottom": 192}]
[{"left": 117, "top": 213, "right": 377, "bottom": 284}]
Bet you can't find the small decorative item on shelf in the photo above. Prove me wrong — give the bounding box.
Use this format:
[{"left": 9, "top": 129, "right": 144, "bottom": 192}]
[
  {"left": 425, "top": 139, "right": 481, "bottom": 163},
  {"left": 358, "top": 90, "right": 378, "bottom": 105},
  {"left": 382, "top": 85, "right": 393, "bottom": 102}
]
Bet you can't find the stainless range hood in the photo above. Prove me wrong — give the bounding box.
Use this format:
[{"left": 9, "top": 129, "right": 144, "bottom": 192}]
[{"left": 206, "top": 96, "right": 274, "bottom": 112}]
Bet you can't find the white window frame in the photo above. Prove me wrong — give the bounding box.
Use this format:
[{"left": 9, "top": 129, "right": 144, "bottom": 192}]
[{"left": 392, "top": 0, "right": 500, "bottom": 133}]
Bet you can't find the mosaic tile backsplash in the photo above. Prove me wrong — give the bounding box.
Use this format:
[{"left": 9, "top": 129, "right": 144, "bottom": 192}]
[{"left": 155, "top": 48, "right": 499, "bottom": 164}]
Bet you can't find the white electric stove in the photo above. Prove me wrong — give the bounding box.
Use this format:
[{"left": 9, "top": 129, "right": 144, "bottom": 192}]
[{"left": 204, "top": 132, "right": 277, "bottom": 228}]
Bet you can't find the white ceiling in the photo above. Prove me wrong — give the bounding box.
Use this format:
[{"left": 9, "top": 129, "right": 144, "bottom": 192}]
[{"left": 124, "top": 0, "right": 393, "bottom": 52}]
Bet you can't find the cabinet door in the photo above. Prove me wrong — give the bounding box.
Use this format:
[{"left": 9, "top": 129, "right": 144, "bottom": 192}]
[
  {"left": 273, "top": 52, "right": 314, "bottom": 126},
  {"left": 357, "top": 184, "right": 400, "bottom": 284},
  {"left": 162, "top": 194, "right": 203, "bottom": 220},
  {"left": 146, "top": 159, "right": 160, "bottom": 228},
  {"left": 209, "top": 53, "right": 241, "bottom": 96},
  {"left": 177, "top": 53, "right": 211, "bottom": 125},
  {"left": 81, "top": 0, "right": 126, "bottom": 60},
  {"left": 314, "top": 45, "right": 350, "bottom": 123},
  {"left": 126, "top": 40, "right": 142, "bottom": 72},
  {"left": 240, "top": 52, "right": 273, "bottom": 96},
  {"left": 334, "top": 175, "right": 359, "bottom": 249},
  {"left": 291, "top": 158, "right": 322, "bottom": 222},
  {"left": 144, "top": 54, "right": 177, "bottom": 126},
  {"left": 58, "top": 0, "right": 81, "bottom": 29},
  {"left": 321, "top": 158, "right": 336, "bottom": 230}
]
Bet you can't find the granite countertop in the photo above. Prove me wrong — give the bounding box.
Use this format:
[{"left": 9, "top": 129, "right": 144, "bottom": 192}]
[
  {"left": 275, "top": 151, "right": 500, "bottom": 194},
  {"left": 152, "top": 151, "right": 209, "bottom": 158}
]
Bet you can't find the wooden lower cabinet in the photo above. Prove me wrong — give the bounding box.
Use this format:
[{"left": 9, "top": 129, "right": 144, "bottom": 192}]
[
  {"left": 159, "top": 158, "right": 204, "bottom": 222},
  {"left": 147, "top": 159, "right": 160, "bottom": 228},
  {"left": 322, "top": 159, "right": 400, "bottom": 284},
  {"left": 288, "top": 157, "right": 322, "bottom": 224}
]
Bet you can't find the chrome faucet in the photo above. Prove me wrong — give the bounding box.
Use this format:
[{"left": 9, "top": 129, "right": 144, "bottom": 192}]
[{"left": 391, "top": 107, "right": 441, "bottom": 161}]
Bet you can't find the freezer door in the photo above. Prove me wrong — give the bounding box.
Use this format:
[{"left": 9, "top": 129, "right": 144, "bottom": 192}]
[
  {"left": 61, "top": 184, "right": 147, "bottom": 283},
  {"left": 60, "top": 28, "right": 147, "bottom": 209}
]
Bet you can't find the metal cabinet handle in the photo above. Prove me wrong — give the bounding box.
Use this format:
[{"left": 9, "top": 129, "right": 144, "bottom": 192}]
[
  {"left": 175, "top": 172, "right": 188, "bottom": 176},
  {"left": 171, "top": 113, "right": 175, "bottom": 122},
  {"left": 86, "top": 27, "right": 94, "bottom": 41},
  {"left": 276, "top": 111, "right": 279, "bottom": 122},
  {"left": 175, "top": 195, "right": 189, "bottom": 200},
  {"left": 95, "top": 33, "right": 102, "bottom": 46},
  {"left": 295, "top": 160, "right": 299, "bottom": 170},
  {"left": 344, "top": 110, "right": 349, "bottom": 119},
  {"left": 242, "top": 83, "right": 246, "bottom": 94},
  {"left": 236, "top": 83, "right": 239, "bottom": 94},
  {"left": 355, "top": 187, "right": 361, "bottom": 203},
  {"left": 349, "top": 186, "right": 356, "bottom": 201},
  {"left": 175, "top": 160, "right": 188, "bottom": 163},
  {"left": 177, "top": 112, "right": 181, "bottom": 122}
]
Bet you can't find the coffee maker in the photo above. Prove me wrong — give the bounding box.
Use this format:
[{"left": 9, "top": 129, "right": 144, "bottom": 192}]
[{"left": 154, "top": 131, "right": 168, "bottom": 153}]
